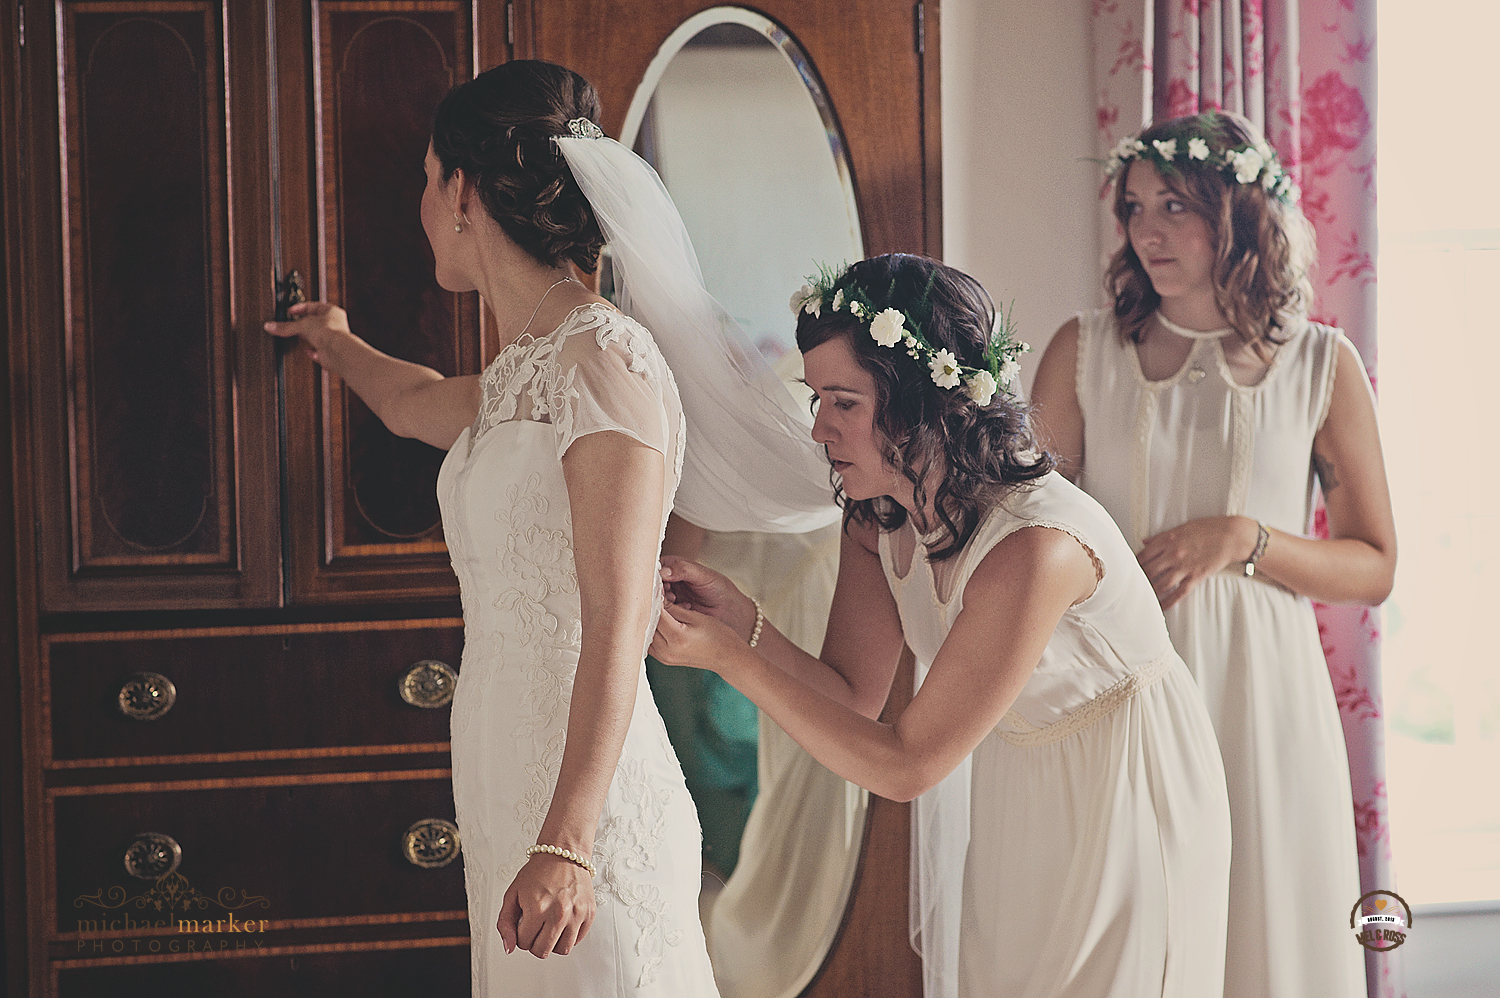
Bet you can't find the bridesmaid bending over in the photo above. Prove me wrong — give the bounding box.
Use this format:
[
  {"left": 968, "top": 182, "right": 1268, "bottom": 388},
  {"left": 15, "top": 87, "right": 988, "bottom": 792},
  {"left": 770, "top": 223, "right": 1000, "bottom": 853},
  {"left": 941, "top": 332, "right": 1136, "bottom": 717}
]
[{"left": 651, "top": 254, "right": 1233, "bottom": 998}]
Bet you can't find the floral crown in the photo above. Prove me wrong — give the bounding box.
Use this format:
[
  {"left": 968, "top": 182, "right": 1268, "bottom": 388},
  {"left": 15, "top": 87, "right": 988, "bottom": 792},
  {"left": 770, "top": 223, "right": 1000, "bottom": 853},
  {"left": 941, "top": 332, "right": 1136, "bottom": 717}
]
[
  {"left": 789, "top": 264, "right": 1030, "bottom": 406},
  {"left": 1103, "top": 118, "right": 1299, "bottom": 204}
]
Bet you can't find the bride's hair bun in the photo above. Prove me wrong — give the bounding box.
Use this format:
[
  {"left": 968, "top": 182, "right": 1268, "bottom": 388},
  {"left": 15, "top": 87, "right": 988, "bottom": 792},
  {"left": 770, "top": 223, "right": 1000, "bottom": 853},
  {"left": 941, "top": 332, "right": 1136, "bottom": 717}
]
[{"left": 431, "top": 61, "right": 606, "bottom": 272}]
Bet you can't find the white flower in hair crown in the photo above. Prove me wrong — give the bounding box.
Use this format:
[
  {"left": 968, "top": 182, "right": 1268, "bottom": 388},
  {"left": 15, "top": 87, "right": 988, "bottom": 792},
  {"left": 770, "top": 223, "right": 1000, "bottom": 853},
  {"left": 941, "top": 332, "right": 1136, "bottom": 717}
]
[
  {"left": 790, "top": 266, "right": 1031, "bottom": 406},
  {"left": 1103, "top": 117, "right": 1299, "bottom": 204}
]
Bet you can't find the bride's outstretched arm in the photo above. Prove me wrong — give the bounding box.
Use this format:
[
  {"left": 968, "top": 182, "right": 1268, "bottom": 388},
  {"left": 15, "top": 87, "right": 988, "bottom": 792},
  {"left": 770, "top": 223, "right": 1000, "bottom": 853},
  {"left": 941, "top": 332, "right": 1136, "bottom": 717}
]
[
  {"left": 496, "top": 428, "right": 665, "bottom": 959},
  {"left": 659, "top": 518, "right": 904, "bottom": 719},
  {"left": 265, "top": 301, "right": 479, "bottom": 449}
]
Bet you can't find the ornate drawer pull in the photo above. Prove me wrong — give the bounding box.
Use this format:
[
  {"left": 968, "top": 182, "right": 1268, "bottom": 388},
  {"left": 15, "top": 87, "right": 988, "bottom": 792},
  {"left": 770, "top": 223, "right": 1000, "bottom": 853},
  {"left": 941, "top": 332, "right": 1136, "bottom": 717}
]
[
  {"left": 124, "top": 832, "right": 182, "bottom": 880},
  {"left": 399, "top": 660, "right": 457, "bottom": 709},
  {"left": 117, "top": 672, "right": 177, "bottom": 721},
  {"left": 402, "top": 819, "right": 460, "bottom": 869}
]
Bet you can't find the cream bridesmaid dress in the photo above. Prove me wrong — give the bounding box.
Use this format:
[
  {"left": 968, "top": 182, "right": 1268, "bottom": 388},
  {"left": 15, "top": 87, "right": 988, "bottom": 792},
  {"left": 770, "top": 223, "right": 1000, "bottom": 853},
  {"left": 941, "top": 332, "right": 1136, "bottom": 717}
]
[
  {"left": 884, "top": 471, "right": 1232, "bottom": 998},
  {"left": 1074, "top": 307, "right": 1366, "bottom": 998}
]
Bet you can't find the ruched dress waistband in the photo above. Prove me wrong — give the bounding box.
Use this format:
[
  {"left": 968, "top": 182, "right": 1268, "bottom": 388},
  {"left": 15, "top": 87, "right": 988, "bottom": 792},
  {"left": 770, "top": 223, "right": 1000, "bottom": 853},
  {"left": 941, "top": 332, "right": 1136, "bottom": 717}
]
[{"left": 994, "top": 651, "right": 1177, "bottom": 747}]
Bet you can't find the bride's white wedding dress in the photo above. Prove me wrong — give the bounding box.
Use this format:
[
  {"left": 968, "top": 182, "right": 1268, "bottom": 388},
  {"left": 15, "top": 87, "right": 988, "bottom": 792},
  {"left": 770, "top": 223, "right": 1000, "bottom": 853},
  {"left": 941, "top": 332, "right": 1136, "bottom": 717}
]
[{"left": 438, "top": 302, "right": 721, "bottom": 997}]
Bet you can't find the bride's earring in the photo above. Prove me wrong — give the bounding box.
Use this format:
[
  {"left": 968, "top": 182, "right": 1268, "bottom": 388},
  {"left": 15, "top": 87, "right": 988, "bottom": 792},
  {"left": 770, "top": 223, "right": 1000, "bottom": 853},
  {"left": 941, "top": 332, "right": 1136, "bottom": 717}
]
[{"left": 453, "top": 211, "right": 463, "bottom": 233}]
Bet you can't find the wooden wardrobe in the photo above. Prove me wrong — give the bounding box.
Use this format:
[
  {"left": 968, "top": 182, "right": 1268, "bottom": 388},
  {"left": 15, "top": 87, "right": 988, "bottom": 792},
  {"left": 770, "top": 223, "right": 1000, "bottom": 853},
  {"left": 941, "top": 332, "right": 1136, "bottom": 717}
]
[{"left": 0, "top": 2, "right": 939, "bottom": 994}]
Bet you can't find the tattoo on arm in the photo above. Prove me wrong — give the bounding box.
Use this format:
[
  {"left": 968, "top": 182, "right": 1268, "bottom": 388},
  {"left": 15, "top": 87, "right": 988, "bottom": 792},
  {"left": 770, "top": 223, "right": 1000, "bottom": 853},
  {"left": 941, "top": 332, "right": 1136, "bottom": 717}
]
[{"left": 1313, "top": 450, "right": 1340, "bottom": 493}]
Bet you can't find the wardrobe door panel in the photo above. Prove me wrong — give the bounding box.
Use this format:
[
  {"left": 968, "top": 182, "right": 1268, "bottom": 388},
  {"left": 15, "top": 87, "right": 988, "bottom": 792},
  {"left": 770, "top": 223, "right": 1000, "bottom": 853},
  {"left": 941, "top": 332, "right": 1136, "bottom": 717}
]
[
  {"left": 281, "top": 1, "right": 489, "bottom": 604},
  {"left": 33, "top": 1, "right": 281, "bottom": 611}
]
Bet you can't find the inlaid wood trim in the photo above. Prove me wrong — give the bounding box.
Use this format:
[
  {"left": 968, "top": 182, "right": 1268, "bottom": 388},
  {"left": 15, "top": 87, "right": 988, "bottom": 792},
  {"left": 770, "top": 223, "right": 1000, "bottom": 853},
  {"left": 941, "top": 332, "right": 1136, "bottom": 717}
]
[
  {"left": 58, "top": 909, "right": 468, "bottom": 942},
  {"left": 47, "top": 768, "right": 451, "bottom": 798},
  {"left": 52, "top": 934, "right": 470, "bottom": 970},
  {"left": 58, "top": 2, "right": 235, "bottom": 572},
  {"left": 49, "top": 742, "right": 452, "bottom": 770},
  {"left": 43, "top": 617, "right": 463, "bottom": 644}
]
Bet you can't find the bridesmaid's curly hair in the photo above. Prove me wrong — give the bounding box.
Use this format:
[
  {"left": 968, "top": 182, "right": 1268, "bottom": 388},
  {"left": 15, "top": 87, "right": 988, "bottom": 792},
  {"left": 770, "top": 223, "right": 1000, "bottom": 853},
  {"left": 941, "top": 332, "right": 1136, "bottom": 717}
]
[
  {"left": 796, "top": 255, "right": 1053, "bottom": 561},
  {"left": 1106, "top": 111, "right": 1316, "bottom": 352},
  {"left": 431, "top": 61, "right": 605, "bottom": 272}
]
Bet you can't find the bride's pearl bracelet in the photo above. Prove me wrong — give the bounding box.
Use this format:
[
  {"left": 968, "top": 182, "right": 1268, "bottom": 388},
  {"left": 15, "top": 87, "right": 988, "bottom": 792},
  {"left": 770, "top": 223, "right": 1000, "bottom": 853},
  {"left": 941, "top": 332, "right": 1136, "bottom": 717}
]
[{"left": 525, "top": 843, "right": 597, "bottom": 878}]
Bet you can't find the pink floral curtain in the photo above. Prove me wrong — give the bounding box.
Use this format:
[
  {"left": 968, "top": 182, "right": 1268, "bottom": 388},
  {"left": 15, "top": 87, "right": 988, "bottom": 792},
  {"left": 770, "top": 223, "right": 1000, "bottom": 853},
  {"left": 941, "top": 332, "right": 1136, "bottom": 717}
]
[{"left": 1092, "top": 2, "right": 1395, "bottom": 996}]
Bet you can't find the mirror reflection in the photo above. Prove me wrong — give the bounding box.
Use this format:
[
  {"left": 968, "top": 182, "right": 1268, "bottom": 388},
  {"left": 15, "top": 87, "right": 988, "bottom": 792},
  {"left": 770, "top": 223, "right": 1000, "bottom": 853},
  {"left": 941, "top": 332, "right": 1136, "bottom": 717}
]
[{"left": 621, "top": 12, "right": 867, "bottom": 998}]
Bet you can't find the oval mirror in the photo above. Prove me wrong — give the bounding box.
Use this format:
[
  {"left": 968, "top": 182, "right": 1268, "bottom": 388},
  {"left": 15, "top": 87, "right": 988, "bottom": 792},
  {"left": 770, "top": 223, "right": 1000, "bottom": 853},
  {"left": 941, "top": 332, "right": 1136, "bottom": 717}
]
[{"left": 621, "top": 10, "right": 868, "bottom": 998}]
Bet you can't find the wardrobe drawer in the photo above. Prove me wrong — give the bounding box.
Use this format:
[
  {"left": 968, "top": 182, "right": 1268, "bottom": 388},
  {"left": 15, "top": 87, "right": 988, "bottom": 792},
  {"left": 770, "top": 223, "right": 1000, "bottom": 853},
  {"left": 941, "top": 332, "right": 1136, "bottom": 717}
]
[
  {"left": 45, "top": 621, "right": 463, "bottom": 765},
  {"left": 56, "top": 941, "right": 471, "bottom": 998},
  {"left": 52, "top": 772, "right": 466, "bottom": 935}
]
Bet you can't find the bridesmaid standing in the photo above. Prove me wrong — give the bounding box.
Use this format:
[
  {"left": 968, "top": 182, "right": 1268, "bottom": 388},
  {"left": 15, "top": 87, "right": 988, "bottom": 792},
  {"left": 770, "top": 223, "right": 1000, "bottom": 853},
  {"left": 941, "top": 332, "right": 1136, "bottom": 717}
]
[{"left": 1032, "top": 110, "right": 1395, "bottom": 998}]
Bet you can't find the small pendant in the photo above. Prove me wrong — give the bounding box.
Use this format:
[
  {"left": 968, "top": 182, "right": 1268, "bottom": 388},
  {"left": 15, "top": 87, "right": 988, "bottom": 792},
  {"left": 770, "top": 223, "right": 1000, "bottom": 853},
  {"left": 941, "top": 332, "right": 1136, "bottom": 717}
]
[{"left": 1187, "top": 366, "right": 1207, "bottom": 383}]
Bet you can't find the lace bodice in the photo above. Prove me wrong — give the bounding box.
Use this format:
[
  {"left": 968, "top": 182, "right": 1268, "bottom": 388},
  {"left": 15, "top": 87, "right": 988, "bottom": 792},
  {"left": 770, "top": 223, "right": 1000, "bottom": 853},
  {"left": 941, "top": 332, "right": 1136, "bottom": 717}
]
[
  {"left": 439, "top": 300, "right": 686, "bottom": 728},
  {"left": 469, "top": 302, "right": 686, "bottom": 468}
]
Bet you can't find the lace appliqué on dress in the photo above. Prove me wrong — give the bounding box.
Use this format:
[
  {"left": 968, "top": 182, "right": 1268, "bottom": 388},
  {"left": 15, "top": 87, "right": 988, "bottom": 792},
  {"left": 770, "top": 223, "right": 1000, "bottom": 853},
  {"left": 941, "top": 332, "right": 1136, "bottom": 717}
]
[
  {"left": 595, "top": 757, "right": 683, "bottom": 988},
  {"left": 450, "top": 623, "right": 504, "bottom": 738},
  {"left": 472, "top": 336, "right": 559, "bottom": 443},
  {"left": 487, "top": 473, "right": 582, "bottom": 837},
  {"left": 492, "top": 473, "right": 578, "bottom": 644}
]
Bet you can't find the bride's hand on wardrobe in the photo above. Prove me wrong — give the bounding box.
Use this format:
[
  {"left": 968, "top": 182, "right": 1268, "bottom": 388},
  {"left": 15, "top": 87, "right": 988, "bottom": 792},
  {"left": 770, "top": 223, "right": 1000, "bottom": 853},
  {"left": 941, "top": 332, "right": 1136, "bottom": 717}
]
[
  {"left": 497, "top": 855, "right": 596, "bottom": 958},
  {"left": 263, "top": 301, "right": 350, "bottom": 363},
  {"left": 1137, "top": 515, "right": 1258, "bottom": 609}
]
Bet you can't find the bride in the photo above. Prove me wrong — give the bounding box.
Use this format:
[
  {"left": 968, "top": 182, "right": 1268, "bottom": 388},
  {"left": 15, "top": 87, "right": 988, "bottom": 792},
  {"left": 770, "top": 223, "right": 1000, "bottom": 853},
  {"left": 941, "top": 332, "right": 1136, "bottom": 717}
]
[{"left": 265, "top": 60, "right": 833, "bottom": 997}]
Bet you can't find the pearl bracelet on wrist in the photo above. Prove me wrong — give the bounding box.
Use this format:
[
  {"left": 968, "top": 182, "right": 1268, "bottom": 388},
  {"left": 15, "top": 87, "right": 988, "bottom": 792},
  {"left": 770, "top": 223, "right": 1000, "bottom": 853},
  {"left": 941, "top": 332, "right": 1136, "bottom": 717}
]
[{"left": 525, "top": 843, "right": 597, "bottom": 878}]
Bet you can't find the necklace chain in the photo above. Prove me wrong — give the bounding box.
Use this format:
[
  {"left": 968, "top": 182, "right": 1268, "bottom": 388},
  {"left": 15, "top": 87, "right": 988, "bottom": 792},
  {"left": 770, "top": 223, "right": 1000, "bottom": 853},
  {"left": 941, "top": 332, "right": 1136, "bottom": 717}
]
[
  {"left": 1154, "top": 310, "right": 1233, "bottom": 340},
  {"left": 519, "top": 276, "right": 579, "bottom": 341}
]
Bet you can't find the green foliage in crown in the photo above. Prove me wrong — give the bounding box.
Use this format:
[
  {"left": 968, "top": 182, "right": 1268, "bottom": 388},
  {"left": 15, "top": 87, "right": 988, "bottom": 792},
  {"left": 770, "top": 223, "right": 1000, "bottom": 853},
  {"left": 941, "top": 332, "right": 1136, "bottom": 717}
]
[
  {"left": 1102, "top": 112, "right": 1299, "bottom": 204},
  {"left": 790, "top": 263, "right": 1029, "bottom": 406}
]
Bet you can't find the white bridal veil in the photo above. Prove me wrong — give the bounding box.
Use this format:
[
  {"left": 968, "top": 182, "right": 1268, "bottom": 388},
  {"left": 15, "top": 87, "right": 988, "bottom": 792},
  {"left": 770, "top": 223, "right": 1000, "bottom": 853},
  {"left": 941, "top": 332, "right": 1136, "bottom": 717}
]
[{"left": 556, "top": 135, "right": 839, "bottom": 534}]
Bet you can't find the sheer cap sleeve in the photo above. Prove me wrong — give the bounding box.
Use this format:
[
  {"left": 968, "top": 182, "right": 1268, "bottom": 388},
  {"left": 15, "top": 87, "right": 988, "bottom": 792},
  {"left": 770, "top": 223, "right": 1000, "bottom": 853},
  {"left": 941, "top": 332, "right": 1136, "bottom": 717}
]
[{"left": 548, "top": 310, "right": 680, "bottom": 463}]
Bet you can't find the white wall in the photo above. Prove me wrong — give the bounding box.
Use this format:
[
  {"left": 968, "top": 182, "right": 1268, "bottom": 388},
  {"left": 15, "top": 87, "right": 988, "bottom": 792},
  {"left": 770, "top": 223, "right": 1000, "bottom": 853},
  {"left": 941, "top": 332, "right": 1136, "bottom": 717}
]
[
  {"left": 941, "top": 0, "right": 1100, "bottom": 390},
  {"left": 635, "top": 2, "right": 1103, "bottom": 384}
]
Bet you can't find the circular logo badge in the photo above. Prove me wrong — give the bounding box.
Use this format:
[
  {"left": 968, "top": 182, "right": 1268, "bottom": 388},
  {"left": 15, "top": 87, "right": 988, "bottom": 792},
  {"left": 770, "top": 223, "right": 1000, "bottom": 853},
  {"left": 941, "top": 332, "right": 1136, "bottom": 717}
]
[{"left": 1350, "top": 890, "right": 1411, "bottom": 951}]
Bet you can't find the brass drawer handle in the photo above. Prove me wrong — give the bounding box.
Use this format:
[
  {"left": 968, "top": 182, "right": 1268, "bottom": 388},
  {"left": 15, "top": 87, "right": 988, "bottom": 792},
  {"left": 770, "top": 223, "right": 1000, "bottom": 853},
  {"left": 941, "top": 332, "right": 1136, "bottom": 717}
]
[
  {"left": 399, "top": 660, "right": 457, "bottom": 709},
  {"left": 117, "top": 672, "right": 177, "bottom": 721},
  {"left": 402, "top": 819, "right": 460, "bottom": 869},
  {"left": 124, "top": 832, "right": 182, "bottom": 880}
]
